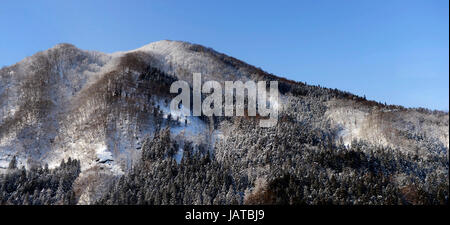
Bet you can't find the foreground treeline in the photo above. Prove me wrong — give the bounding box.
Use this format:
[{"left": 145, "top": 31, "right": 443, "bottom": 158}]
[
  {"left": 0, "top": 126, "right": 448, "bottom": 205},
  {"left": 0, "top": 122, "right": 448, "bottom": 205},
  {"left": 95, "top": 123, "right": 448, "bottom": 205},
  {"left": 0, "top": 157, "right": 81, "bottom": 205}
]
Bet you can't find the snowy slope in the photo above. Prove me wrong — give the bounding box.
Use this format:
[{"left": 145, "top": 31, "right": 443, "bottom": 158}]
[{"left": 130, "top": 40, "right": 254, "bottom": 83}]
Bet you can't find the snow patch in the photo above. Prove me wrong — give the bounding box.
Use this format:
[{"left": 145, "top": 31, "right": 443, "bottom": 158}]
[{"left": 95, "top": 144, "right": 113, "bottom": 163}]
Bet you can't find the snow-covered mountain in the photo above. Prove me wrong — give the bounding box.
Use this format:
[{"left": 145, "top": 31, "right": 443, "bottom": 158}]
[{"left": 0, "top": 40, "right": 448, "bottom": 204}]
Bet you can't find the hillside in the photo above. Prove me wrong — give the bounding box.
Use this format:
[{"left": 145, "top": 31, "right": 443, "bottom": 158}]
[{"left": 0, "top": 40, "right": 448, "bottom": 205}]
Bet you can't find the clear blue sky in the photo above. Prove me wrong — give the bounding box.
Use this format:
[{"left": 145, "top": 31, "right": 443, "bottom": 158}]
[{"left": 1, "top": 0, "right": 448, "bottom": 110}]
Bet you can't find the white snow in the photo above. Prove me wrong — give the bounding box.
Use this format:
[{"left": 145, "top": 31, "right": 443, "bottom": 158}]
[
  {"left": 175, "top": 147, "right": 184, "bottom": 163},
  {"left": 95, "top": 144, "right": 113, "bottom": 162},
  {"left": 158, "top": 99, "right": 190, "bottom": 124},
  {"left": 156, "top": 99, "right": 209, "bottom": 146}
]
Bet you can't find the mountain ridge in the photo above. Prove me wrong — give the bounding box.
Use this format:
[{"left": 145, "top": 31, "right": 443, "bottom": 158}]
[{"left": 6, "top": 39, "right": 448, "bottom": 112}]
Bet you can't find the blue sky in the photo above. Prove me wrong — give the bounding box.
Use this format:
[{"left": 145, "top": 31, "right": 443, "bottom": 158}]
[{"left": 1, "top": 0, "right": 448, "bottom": 110}]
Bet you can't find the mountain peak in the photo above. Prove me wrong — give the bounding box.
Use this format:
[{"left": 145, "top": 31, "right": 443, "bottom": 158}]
[
  {"left": 131, "top": 40, "right": 191, "bottom": 53},
  {"left": 51, "top": 43, "right": 78, "bottom": 50}
]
